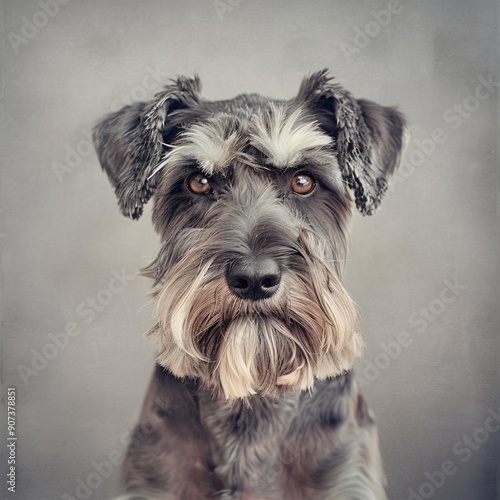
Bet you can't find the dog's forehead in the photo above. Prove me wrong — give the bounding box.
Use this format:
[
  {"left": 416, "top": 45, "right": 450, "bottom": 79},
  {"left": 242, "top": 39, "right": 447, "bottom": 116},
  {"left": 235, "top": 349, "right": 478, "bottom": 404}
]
[{"left": 170, "top": 97, "right": 333, "bottom": 176}]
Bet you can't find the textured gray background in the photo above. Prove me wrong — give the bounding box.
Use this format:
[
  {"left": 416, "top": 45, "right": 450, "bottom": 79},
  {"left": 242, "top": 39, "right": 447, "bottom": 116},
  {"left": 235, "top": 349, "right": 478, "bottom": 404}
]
[{"left": 1, "top": 0, "right": 498, "bottom": 499}]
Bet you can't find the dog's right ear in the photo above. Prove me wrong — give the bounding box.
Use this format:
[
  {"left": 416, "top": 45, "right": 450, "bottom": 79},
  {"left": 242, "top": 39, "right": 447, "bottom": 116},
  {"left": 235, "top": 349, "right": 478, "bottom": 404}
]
[{"left": 93, "top": 76, "right": 202, "bottom": 219}]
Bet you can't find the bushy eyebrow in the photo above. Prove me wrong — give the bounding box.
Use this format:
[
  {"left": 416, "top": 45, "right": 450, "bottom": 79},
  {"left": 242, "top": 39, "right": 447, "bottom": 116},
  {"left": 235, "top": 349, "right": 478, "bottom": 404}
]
[
  {"left": 248, "top": 104, "right": 333, "bottom": 169},
  {"left": 152, "top": 104, "right": 337, "bottom": 180}
]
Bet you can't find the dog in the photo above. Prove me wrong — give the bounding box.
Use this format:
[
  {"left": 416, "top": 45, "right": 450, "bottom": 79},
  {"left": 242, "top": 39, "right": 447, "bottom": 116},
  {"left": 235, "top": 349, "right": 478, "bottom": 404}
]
[{"left": 93, "top": 69, "right": 407, "bottom": 500}]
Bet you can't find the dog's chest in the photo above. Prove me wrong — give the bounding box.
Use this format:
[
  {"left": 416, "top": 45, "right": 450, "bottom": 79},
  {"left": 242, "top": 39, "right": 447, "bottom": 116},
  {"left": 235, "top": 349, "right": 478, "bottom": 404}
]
[
  {"left": 199, "top": 392, "right": 298, "bottom": 494},
  {"left": 196, "top": 378, "right": 355, "bottom": 499}
]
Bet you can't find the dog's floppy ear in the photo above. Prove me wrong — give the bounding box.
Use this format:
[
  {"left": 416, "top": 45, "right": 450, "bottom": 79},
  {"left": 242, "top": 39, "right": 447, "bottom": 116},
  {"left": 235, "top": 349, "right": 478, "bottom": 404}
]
[
  {"left": 295, "top": 70, "right": 408, "bottom": 215},
  {"left": 93, "top": 76, "right": 202, "bottom": 219}
]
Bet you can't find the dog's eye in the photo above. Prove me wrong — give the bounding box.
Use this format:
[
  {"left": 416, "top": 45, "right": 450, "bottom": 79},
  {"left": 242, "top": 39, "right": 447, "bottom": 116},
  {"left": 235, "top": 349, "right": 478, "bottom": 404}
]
[
  {"left": 291, "top": 172, "right": 316, "bottom": 195},
  {"left": 187, "top": 173, "right": 212, "bottom": 195}
]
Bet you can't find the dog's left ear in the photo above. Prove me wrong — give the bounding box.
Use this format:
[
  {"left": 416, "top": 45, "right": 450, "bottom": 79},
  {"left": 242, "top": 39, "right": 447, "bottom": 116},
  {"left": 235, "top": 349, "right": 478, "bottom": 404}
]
[
  {"left": 295, "top": 70, "right": 408, "bottom": 215},
  {"left": 93, "top": 76, "right": 202, "bottom": 219}
]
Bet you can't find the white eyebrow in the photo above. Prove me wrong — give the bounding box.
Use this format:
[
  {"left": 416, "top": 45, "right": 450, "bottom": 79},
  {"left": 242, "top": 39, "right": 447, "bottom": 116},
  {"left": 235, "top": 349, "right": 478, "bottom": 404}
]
[{"left": 249, "top": 104, "right": 332, "bottom": 169}]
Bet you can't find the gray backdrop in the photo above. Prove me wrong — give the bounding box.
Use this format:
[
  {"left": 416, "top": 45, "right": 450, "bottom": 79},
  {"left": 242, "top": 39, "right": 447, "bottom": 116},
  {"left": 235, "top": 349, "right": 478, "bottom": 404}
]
[{"left": 1, "top": 0, "right": 498, "bottom": 499}]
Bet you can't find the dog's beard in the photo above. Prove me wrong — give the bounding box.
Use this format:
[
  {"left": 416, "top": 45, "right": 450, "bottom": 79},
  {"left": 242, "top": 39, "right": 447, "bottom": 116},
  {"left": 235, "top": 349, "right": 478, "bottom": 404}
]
[{"left": 147, "top": 243, "right": 361, "bottom": 401}]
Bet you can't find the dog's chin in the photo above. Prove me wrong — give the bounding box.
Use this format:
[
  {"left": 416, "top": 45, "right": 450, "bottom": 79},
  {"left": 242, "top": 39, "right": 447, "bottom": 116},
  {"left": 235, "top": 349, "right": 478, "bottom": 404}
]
[
  {"left": 204, "top": 316, "right": 319, "bottom": 400},
  {"left": 153, "top": 315, "right": 358, "bottom": 401},
  {"left": 151, "top": 294, "right": 361, "bottom": 400}
]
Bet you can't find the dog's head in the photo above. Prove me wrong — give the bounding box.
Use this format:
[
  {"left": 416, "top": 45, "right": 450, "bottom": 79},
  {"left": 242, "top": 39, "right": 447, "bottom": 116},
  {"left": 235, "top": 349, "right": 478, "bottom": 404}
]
[{"left": 93, "top": 70, "right": 407, "bottom": 400}]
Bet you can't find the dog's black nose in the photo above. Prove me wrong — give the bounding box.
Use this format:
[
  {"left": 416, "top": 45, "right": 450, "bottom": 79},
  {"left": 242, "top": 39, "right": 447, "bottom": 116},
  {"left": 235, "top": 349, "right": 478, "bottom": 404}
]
[{"left": 227, "top": 257, "right": 281, "bottom": 300}]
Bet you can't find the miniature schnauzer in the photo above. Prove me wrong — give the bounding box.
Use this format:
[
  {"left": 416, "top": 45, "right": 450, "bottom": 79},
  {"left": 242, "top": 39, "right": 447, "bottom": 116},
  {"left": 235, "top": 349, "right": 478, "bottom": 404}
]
[{"left": 93, "top": 70, "right": 407, "bottom": 500}]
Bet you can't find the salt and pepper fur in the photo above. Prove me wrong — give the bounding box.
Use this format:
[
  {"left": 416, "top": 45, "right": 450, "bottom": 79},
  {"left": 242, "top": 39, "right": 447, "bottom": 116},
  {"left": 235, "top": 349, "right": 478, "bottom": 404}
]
[{"left": 93, "top": 70, "right": 407, "bottom": 499}]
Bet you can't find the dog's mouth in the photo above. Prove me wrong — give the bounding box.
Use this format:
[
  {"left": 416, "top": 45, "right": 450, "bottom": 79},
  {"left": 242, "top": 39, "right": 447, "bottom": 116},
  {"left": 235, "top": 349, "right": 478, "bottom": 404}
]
[{"left": 204, "top": 315, "right": 316, "bottom": 398}]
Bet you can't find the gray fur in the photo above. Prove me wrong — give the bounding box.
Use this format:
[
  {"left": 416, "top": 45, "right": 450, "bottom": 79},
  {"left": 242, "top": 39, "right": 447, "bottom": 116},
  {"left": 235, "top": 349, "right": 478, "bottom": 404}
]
[
  {"left": 118, "top": 368, "right": 385, "bottom": 499},
  {"left": 93, "top": 70, "right": 407, "bottom": 499}
]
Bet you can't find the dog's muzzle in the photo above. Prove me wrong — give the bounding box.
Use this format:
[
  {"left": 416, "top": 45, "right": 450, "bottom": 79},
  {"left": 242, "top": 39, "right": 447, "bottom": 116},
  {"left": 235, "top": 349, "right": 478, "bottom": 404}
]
[{"left": 226, "top": 256, "right": 281, "bottom": 300}]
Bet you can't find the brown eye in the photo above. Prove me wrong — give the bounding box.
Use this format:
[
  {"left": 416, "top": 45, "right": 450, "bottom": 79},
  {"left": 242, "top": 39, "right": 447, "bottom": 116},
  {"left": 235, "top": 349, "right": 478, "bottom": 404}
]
[
  {"left": 187, "top": 173, "right": 212, "bottom": 195},
  {"left": 291, "top": 172, "right": 316, "bottom": 195}
]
